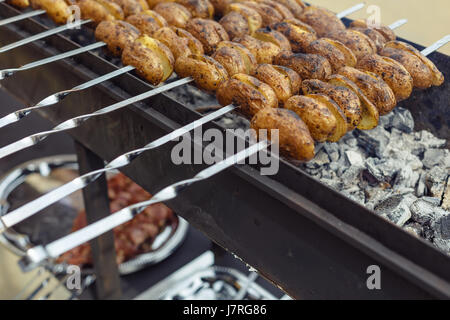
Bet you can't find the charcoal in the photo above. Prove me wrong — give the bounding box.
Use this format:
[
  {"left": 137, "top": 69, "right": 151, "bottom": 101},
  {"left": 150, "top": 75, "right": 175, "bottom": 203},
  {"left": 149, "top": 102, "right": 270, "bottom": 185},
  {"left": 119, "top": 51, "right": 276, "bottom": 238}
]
[
  {"left": 393, "top": 166, "right": 420, "bottom": 190},
  {"left": 344, "top": 136, "right": 358, "bottom": 148},
  {"left": 415, "top": 130, "right": 447, "bottom": 149},
  {"left": 389, "top": 107, "right": 415, "bottom": 133},
  {"left": 305, "top": 149, "right": 330, "bottom": 169},
  {"left": 342, "top": 189, "right": 366, "bottom": 205},
  {"left": 323, "top": 143, "right": 341, "bottom": 162},
  {"left": 321, "top": 178, "right": 343, "bottom": 191},
  {"left": 341, "top": 166, "right": 364, "bottom": 188},
  {"left": 365, "top": 187, "right": 393, "bottom": 209},
  {"left": 425, "top": 166, "right": 448, "bottom": 199},
  {"left": 365, "top": 157, "right": 399, "bottom": 183},
  {"left": 403, "top": 222, "right": 423, "bottom": 238},
  {"left": 442, "top": 178, "right": 450, "bottom": 211},
  {"left": 374, "top": 194, "right": 416, "bottom": 227},
  {"left": 379, "top": 112, "right": 396, "bottom": 130},
  {"left": 345, "top": 150, "right": 364, "bottom": 167},
  {"left": 439, "top": 215, "right": 450, "bottom": 239},
  {"left": 422, "top": 149, "right": 446, "bottom": 169},
  {"left": 432, "top": 213, "right": 450, "bottom": 255},
  {"left": 416, "top": 173, "right": 427, "bottom": 197},
  {"left": 354, "top": 126, "right": 390, "bottom": 158},
  {"left": 410, "top": 198, "right": 441, "bottom": 225}
]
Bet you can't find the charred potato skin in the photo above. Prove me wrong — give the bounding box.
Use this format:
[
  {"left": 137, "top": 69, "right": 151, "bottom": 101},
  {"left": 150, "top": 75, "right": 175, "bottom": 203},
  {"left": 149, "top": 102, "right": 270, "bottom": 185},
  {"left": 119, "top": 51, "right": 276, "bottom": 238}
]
[
  {"left": 253, "top": 27, "right": 292, "bottom": 53},
  {"left": 260, "top": 0, "right": 294, "bottom": 20},
  {"left": 78, "top": 0, "right": 125, "bottom": 25},
  {"left": 95, "top": 20, "right": 140, "bottom": 56},
  {"left": 219, "top": 11, "right": 250, "bottom": 40},
  {"left": 126, "top": 10, "right": 168, "bottom": 35},
  {"left": 185, "top": 18, "right": 230, "bottom": 55},
  {"left": 153, "top": 2, "right": 192, "bottom": 28},
  {"left": 302, "top": 79, "right": 362, "bottom": 131},
  {"left": 276, "top": 0, "right": 306, "bottom": 18},
  {"left": 216, "top": 41, "right": 257, "bottom": 74},
  {"left": 284, "top": 95, "right": 337, "bottom": 142},
  {"left": 251, "top": 108, "right": 315, "bottom": 161},
  {"left": 111, "top": 0, "right": 145, "bottom": 17},
  {"left": 350, "top": 20, "right": 396, "bottom": 42},
  {"left": 212, "top": 47, "right": 248, "bottom": 76},
  {"left": 216, "top": 74, "right": 278, "bottom": 119},
  {"left": 30, "top": 0, "right": 71, "bottom": 24},
  {"left": 326, "top": 29, "right": 377, "bottom": 60},
  {"left": 305, "top": 39, "right": 347, "bottom": 73},
  {"left": 234, "top": 35, "right": 280, "bottom": 64},
  {"left": 270, "top": 19, "right": 317, "bottom": 53},
  {"left": 350, "top": 27, "right": 386, "bottom": 53},
  {"left": 122, "top": 35, "right": 174, "bottom": 85},
  {"left": 209, "top": 0, "right": 233, "bottom": 16},
  {"left": 176, "top": 0, "right": 214, "bottom": 19},
  {"left": 299, "top": 6, "right": 346, "bottom": 37},
  {"left": 274, "top": 52, "right": 332, "bottom": 81},
  {"left": 241, "top": 1, "right": 283, "bottom": 27},
  {"left": 153, "top": 27, "right": 204, "bottom": 60},
  {"left": 338, "top": 66, "right": 396, "bottom": 116},
  {"left": 225, "top": 3, "right": 262, "bottom": 36},
  {"left": 175, "top": 54, "right": 228, "bottom": 92},
  {"left": 356, "top": 54, "right": 413, "bottom": 101},
  {"left": 252, "top": 64, "right": 301, "bottom": 103},
  {"left": 7, "top": 0, "right": 30, "bottom": 8}
]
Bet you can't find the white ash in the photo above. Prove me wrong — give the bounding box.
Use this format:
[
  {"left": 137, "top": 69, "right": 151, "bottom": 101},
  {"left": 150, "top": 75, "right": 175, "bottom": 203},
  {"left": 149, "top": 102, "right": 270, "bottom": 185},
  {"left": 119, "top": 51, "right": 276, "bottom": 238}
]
[{"left": 298, "top": 107, "right": 450, "bottom": 255}]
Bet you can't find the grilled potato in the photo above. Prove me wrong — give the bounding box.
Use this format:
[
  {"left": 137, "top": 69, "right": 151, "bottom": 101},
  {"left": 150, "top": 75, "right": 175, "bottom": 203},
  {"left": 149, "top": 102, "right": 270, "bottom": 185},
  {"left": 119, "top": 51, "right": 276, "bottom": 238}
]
[
  {"left": 305, "top": 39, "right": 350, "bottom": 73},
  {"left": 270, "top": 18, "right": 317, "bottom": 53},
  {"left": 153, "top": 27, "right": 204, "bottom": 59},
  {"left": 176, "top": 0, "right": 214, "bottom": 19},
  {"left": 253, "top": 27, "right": 292, "bottom": 53},
  {"left": 126, "top": 10, "right": 167, "bottom": 35},
  {"left": 251, "top": 108, "right": 315, "bottom": 161},
  {"left": 146, "top": 0, "right": 175, "bottom": 8},
  {"left": 338, "top": 66, "right": 396, "bottom": 115},
  {"left": 217, "top": 74, "right": 278, "bottom": 118},
  {"left": 350, "top": 20, "right": 396, "bottom": 42},
  {"left": 185, "top": 18, "right": 230, "bottom": 55},
  {"left": 284, "top": 95, "right": 336, "bottom": 142},
  {"left": 274, "top": 52, "right": 332, "bottom": 81},
  {"left": 217, "top": 41, "right": 257, "bottom": 74},
  {"left": 220, "top": 11, "right": 251, "bottom": 40},
  {"left": 122, "top": 35, "right": 174, "bottom": 85},
  {"left": 225, "top": 3, "right": 262, "bottom": 36},
  {"left": 111, "top": 0, "right": 146, "bottom": 17},
  {"left": 30, "top": 0, "right": 71, "bottom": 24},
  {"left": 240, "top": 1, "right": 283, "bottom": 27},
  {"left": 212, "top": 47, "right": 248, "bottom": 76},
  {"left": 252, "top": 64, "right": 301, "bottom": 103},
  {"left": 7, "top": 0, "right": 30, "bottom": 8},
  {"left": 299, "top": 6, "right": 345, "bottom": 37},
  {"left": 234, "top": 35, "right": 280, "bottom": 64},
  {"left": 153, "top": 2, "right": 191, "bottom": 28},
  {"left": 350, "top": 27, "right": 386, "bottom": 53},
  {"left": 209, "top": 0, "right": 233, "bottom": 16},
  {"left": 175, "top": 54, "right": 228, "bottom": 91},
  {"left": 380, "top": 41, "right": 444, "bottom": 88},
  {"left": 260, "top": 0, "right": 294, "bottom": 20},
  {"left": 326, "top": 29, "right": 377, "bottom": 60},
  {"left": 78, "top": 0, "right": 124, "bottom": 25},
  {"left": 357, "top": 54, "right": 413, "bottom": 101},
  {"left": 328, "top": 75, "right": 379, "bottom": 130},
  {"left": 95, "top": 20, "right": 140, "bottom": 56},
  {"left": 302, "top": 79, "right": 362, "bottom": 131}
]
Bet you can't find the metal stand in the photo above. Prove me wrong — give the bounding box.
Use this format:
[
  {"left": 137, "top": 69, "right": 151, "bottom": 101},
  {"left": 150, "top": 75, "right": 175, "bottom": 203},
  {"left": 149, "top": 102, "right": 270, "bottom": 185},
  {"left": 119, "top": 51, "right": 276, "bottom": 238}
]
[{"left": 75, "top": 141, "right": 122, "bottom": 300}]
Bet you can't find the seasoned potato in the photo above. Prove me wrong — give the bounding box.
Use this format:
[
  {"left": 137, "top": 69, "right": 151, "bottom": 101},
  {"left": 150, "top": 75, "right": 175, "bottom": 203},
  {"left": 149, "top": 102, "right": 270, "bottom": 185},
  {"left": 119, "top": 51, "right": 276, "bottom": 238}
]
[
  {"left": 175, "top": 54, "right": 228, "bottom": 91},
  {"left": 253, "top": 27, "right": 292, "bottom": 53},
  {"left": 153, "top": 2, "right": 191, "bottom": 28},
  {"left": 251, "top": 108, "right": 315, "bottom": 161},
  {"left": 7, "top": 0, "right": 30, "bottom": 8},
  {"left": 111, "top": 0, "right": 146, "bottom": 17},
  {"left": 381, "top": 41, "right": 444, "bottom": 88},
  {"left": 357, "top": 54, "right": 413, "bottom": 101},
  {"left": 328, "top": 75, "right": 379, "bottom": 130},
  {"left": 212, "top": 47, "right": 248, "bottom": 76},
  {"left": 276, "top": 0, "right": 306, "bottom": 18},
  {"left": 122, "top": 35, "right": 174, "bottom": 85},
  {"left": 311, "top": 94, "right": 347, "bottom": 142},
  {"left": 185, "top": 18, "right": 229, "bottom": 55},
  {"left": 176, "top": 0, "right": 214, "bottom": 19},
  {"left": 302, "top": 79, "right": 362, "bottom": 131},
  {"left": 146, "top": 0, "right": 175, "bottom": 8},
  {"left": 338, "top": 66, "right": 396, "bottom": 115},
  {"left": 126, "top": 10, "right": 168, "bottom": 35},
  {"left": 284, "top": 95, "right": 336, "bottom": 142},
  {"left": 77, "top": 0, "right": 124, "bottom": 25},
  {"left": 270, "top": 18, "right": 317, "bottom": 53},
  {"left": 220, "top": 12, "right": 251, "bottom": 40},
  {"left": 274, "top": 52, "right": 332, "bottom": 81},
  {"left": 234, "top": 35, "right": 280, "bottom": 64},
  {"left": 209, "top": 0, "right": 233, "bottom": 16},
  {"left": 326, "top": 29, "right": 377, "bottom": 60},
  {"left": 217, "top": 74, "right": 278, "bottom": 118},
  {"left": 350, "top": 20, "right": 396, "bottom": 42},
  {"left": 30, "top": 0, "right": 71, "bottom": 24},
  {"left": 225, "top": 3, "right": 262, "bottom": 36},
  {"left": 260, "top": 1, "right": 294, "bottom": 20},
  {"left": 240, "top": 1, "right": 283, "bottom": 27},
  {"left": 350, "top": 27, "right": 386, "bottom": 53},
  {"left": 217, "top": 41, "right": 257, "bottom": 74},
  {"left": 153, "top": 27, "right": 203, "bottom": 59},
  {"left": 299, "top": 6, "right": 345, "bottom": 37},
  {"left": 252, "top": 64, "right": 301, "bottom": 103},
  {"left": 95, "top": 20, "right": 140, "bottom": 56},
  {"left": 305, "top": 39, "right": 347, "bottom": 73}
]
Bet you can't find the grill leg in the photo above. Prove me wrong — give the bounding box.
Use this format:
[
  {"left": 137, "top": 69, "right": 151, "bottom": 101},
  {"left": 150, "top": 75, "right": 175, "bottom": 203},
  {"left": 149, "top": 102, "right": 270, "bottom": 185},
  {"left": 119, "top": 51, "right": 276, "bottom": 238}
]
[{"left": 75, "top": 141, "right": 122, "bottom": 300}]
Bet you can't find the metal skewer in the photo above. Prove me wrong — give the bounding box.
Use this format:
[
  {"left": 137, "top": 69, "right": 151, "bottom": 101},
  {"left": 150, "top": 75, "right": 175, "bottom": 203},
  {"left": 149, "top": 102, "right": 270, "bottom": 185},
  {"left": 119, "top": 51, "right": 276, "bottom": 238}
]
[
  {"left": 0, "top": 103, "right": 235, "bottom": 232},
  {"left": 336, "top": 2, "right": 366, "bottom": 19},
  {"left": 0, "top": 41, "right": 106, "bottom": 80},
  {"left": 388, "top": 19, "right": 408, "bottom": 30},
  {"left": 0, "top": 19, "right": 91, "bottom": 54},
  {"left": 421, "top": 34, "right": 450, "bottom": 57},
  {"left": 0, "top": 64, "right": 132, "bottom": 128},
  {"left": 0, "top": 9, "right": 46, "bottom": 27},
  {"left": 19, "top": 140, "right": 269, "bottom": 271}
]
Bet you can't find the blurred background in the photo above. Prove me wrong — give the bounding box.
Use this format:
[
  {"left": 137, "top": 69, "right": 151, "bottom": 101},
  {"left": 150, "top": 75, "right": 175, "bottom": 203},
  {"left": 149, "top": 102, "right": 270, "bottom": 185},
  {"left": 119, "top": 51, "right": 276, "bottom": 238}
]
[{"left": 311, "top": 0, "right": 450, "bottom": 55}]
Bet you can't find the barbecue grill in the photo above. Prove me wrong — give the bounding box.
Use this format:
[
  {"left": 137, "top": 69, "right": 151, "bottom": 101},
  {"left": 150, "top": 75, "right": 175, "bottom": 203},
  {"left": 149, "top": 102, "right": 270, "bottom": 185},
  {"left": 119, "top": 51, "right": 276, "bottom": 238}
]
[{"left": 0, "top": 2, "right": 449, "bottom": 300}]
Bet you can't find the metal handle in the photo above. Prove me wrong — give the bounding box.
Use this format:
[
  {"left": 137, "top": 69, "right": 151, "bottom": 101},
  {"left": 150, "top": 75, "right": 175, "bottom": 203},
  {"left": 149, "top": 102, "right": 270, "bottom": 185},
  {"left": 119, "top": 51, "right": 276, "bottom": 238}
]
[
  {"left": 421, "top": 34, "right": 450, "bottom": 56},
  {"left": 0, "top": 77, "right": 193, "bottom": 159},
  {"left": 0, "top": 65, "right": 134, "bottom": 128},
  {"left": 0, "top": 104, "right": 235, "bottom": 232},
  {"left": 0, "top": 10, "right": 46, "bottom": 27},
  {"left": 20, "top": 141, "right": 268, "bottom": 270}
]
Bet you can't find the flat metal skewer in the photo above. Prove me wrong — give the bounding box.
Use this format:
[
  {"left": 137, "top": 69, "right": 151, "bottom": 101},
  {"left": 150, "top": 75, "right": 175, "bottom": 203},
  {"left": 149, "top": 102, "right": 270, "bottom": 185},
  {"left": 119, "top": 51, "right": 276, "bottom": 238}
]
[
  {"left": 0, "top": 9, "right": 46, "bottom": 27},
  {"left": 388, "top": 19, "right": 408, "bottom": 30},
  {"left": 336, "top": 2, "right": 366, "bottom": 19},
  {"left": 0, "top": 19, "right": 91, "bottom": 54},
  {"left": 421, "top": 34, "right": 450, "bottom": 56},
  {"left": 19, "top": 140, "right": 269, "bottom": 271},
  {"left": 0, "top": 64, "right": 132, "bottom": 128},
  {"left": 0, "top": 103, "right": 235, "bottom": 232},
  {"left": 0, "top": 41, "right": 106, "bottom": 80}
]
